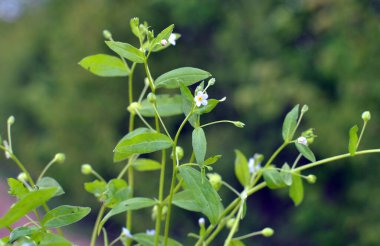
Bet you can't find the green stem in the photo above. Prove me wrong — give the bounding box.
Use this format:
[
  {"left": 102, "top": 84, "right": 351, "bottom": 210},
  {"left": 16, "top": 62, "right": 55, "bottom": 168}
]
[
  {"left": 200, "top": 120, "right": 238, "bottom": 128},
  {"left": 292, "top": 154, "right": 302, "bottom": 169},
  {"left": 232, "top": 231, "right": 263, "bottom": 241},
  {"left": 154, "top": 149, "right": 166, "bottom": 246},
  {"left": 153, "top": 104, "right": 172, "bottom": 140},
  {"left": 357, "top": 121, "right": 367, "bottom": 149},
  {"left": 91, "top": 205, "right": 106, "bottom": 246},
  {"left": 222, "top": 181, "right": 240, "bottom": 197},
  {"left": 143, "top": 61, "right": 155, "bottom": 92},
  {"left": 224, "top": 201, "right": 244, "bottom": 246},
  {"left": 37, "top": 158, "right": 56, "bottom": 181},
  {"left": 91, "top": 170, "right": 106, "bottom": 183},
  {"left": 135, "top": 109, "right": 155, "bottom": 130}
]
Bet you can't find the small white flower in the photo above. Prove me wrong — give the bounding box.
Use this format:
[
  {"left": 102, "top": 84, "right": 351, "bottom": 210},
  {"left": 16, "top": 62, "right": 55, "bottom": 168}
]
[
  {"left": 3, "top": 140, "right": 11, "bottom": 159},
  {"left": 194, "top": 91, "right": 208, "bottom": 107},
  {"left": 198, "top": 217, "right": 205, "bottom": 226},
  {"left": 122, "top": 227, "right": 132, "bottom": 238},
  {"left": 161, "top": 39, "right": 168, "bottom": 46},
  {"left": 146, "top": 229, "right": 155, "bottom": 235},
  {"left": 297, "top": 136, "right": 308, "bottom": 146},
  {"left": 168, "top": 33, "right": 176, "bottom": 46},
  {"left": 248, "top": 154, "right": 261, "bottom": 175}
]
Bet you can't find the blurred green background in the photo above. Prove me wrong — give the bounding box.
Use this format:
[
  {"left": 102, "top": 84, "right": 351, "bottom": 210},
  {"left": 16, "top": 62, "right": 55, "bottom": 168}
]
[{"left": 1, "top": 0, "right": 380, "bottom": 245}]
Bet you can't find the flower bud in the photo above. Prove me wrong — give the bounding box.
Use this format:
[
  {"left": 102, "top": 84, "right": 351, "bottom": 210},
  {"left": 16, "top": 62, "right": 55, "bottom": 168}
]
[
  {"left": 261, "top": 227, "right": 274, "bottom": 237},
  {"left": 161, "top": 39, "right": 168, "bottom": 46},
  {"left": 147, "top": 93, "right": 156, "bottom": 104},
  {"left": 207, "top": 173, "right": 222, "bottom": 191},
  {"left": 17, "top": 172, "right": 28, "bottom": 182},
  {"left": 81, "top": 164, "right": 93, "bottom": 175},
  {"left": 198, "top": 217, "right": 205, "bottom": 226},
  {"left": 306, "top": 174, "right": 317, "bottom": 184},
  {"left": 127, "top": 102, "right": 141, "bottom": 114},
  {"left": 54, "top": 153, "right": 66, "bottom": 164},
  {"left": 151, "top": 205, "right": 158, "bottom": 220},
  {"left": 7, "top": 116, "right": 15, "bottom": 125},
  {"left": 226, "top": 218, "right": 235, "bottom": 229},
  {"left": 301, "top": 104, "right": 309, "bottom": 114},
  {"left": 171, "top": 146, "right": 184, "bottom": 161},
  {"left": 102, "top": 30, "right": 112, "bottom": 40},
  {"left": 207, "top": 78, "right": 216, "bottom": 87},
  {"left": 233, "top": 121, "right": 245, "bottom": 128},
  {"left": 144, "top": 77, "right": 150, "bottom": 86},
  {"left": 297, "top": 136, "right": 308, "bottom": 146},
  {"left": 362, "top": 111, "right": 371, "bottom": 122}
]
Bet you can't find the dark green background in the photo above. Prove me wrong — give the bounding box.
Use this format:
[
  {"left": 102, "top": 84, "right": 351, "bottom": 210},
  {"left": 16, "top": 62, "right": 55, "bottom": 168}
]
[{"left": 1, "top": 0, "right": 380, "bottom": 245}]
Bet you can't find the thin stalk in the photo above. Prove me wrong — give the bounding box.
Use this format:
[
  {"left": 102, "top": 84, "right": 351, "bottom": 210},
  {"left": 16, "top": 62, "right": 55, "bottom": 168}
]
[
  {"left": 200, "top": 120, "right": 238, "bottom": 128},
  {"left": 143, "top": 61, "right": 155, "bottom": 92},
  {"left": 153, "top": 104, "right": 172, "bottom": 140},
  {"left": 232, "top": 231, "right": 263, "bottom": 241},
  {"left": 135, "top": 110, "right": 155, "bottom": 130},
  {"left": 37, "top": 158, "right": 56, "bottom": 181},
  {"left": 356, "top": 121, "right": 368, "bottom": 149},
  {"left": 91, "top": 170, "right": 106, "bottom": 183},
  {"left": 91, "top": 205, "right": 106, "bottom": 246},
  {"left": 154, "top": 150, "right": 166, "bottom": 246},
  {"left": 222, "top": 181, "right": 240, "bottom": 197},
  {"left": 224, "top": 201, "right": 244, "bottom": 246},
  {"left": 292, "top": 154, "right": 303, "bottom": 169}
]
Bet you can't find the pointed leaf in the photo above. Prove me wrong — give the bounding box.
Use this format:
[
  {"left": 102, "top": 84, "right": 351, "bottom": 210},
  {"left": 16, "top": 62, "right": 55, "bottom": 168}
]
[
  {"left": 132, "top": 233, "right": 183, "bottom": 246},
  {"left": 178, "top": 166, "right": 224, "bottom": 225},
  {"left": 263, "top": 168, "right": 286, "bottom": 189},
  {"left": 133, "top": 158, "right": 161, "bottom": 171},
  {"left": 105, "top": 41, "right": 145, "bottom": 63},
  {"left": 289, "top": 171, "right": 304, "bottom": 206},
  {"left": 348, "top": 125, "right": 359, "bottom": 156},
  {"left": 39, "top": 232, "right": 71, "bottom": 246},
  {"left": 155, "top": 67, "right": 211, "bottom": 89},
  {"left": 192, "top": 127, "right": 207, "bottom": 164},
  {"left": 150, "top": 24, "right": 174, "bottom": 51},
  {"left": 194, "top": 99, "right": 220, "bottom": 115},
  {"left": 295, "top": 143, "right": 316, "bottom": 162},
  {"left": 234, "top": 150, "right": 250, "bottom": 187},
  {"left": 36, "top": 177, "right": 65, "bottom": 197},
  {"left": 172, "top": 190, "right": 202, "bottom": 212},
  {"left": 139, "top": 94, "right": 183, "bottom": 117},
  {"left": 204, "top": 155, "right": 222, "bottom": 165},
  {"left": 7, "top": 178, "right": 29, "bottom": 199},
  {"left": 78, "top": 54, "right": 129, "bottom": 77},
  {"left": 282, "top": 105, "right": 299, "bottom": 142},
  {"left": 281, "top": 163, "right": 293, "bottom": 186},
  {"left": 9, "top": 226, "right": 39, "bottom": 243},
  {"left": 42, "top": 205, "right": 90, "bottom": 228},
  {"left": 84, "top": 180, "right": 107, "bottom": 199},
  {"left": 103, "top": 179, "right": 130, "bottom": 208}
]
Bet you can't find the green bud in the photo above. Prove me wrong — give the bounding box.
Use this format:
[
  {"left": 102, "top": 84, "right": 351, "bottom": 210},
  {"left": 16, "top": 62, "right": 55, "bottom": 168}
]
[
  {"left": 301, "top": 128, "right": 316, "bottom": 145},
  {"left": 226, "top": 218, "right": 235, "bottom": 229},
  {"left": 301, "top": 104, "right": 309, "bottom": 114},
  {"left": 17, "top": 172, "right": 28, "bottom": 182},
  {"left": 207, "top": 173, "right": 222, "bottom": 191},
  {"left": 54, "top": 153, "right": 66, "bottom": 164},
  {"left": 306, "top": 174, "right": 317, "bottom": 184},
  {"left": 362, "top": 111, "right": 371, "bottom": 122},
  {"left": 171, "top": 146, "right": 184, "bottom": 161},
  {"left": 261, "top": 227, "right": 274, "bottom": 237},
  {"left": 130, "top": 17, "right": 140, "bottom": 37},
  {"left": 147, "top": 93, "right": 156, "bottom": 104},
  {"left": 102, "top": 30, "right": 112, "bottom": 40},
  {"left": 127, "top": 102, "right": 141, "bottom": 114},
  {"left": 144, "top": 77, "right": 150, "bottom": 86},
  {"left": 233, "top": 121, "right": 245, "bottom": 128},
  {"left": 151, "top": 205, "right": 158, "bottom": 221},
  {"left": 81, "top": 164, "right": 93, "bottom": 175},
  {"left": 7, "top": 115, "right": 15, "bottom": 125},
  {"left": 207, "top": 78, "right": 216, "bottom": 87}
]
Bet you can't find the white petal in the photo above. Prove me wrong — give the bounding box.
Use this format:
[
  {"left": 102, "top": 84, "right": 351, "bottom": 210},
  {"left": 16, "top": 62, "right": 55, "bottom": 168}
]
[
  {"left": 219, "top": 97, "right": 226, "bottom": 102},
  {"left": 196, "top": 100, "right": 202, "bottom": 107},
  {"left": 169, "top": 34, "right": 176, "bottom": 45},
  {"left": 197, "top": 91, "right": 203, "bottom": 97},
  {"left": 201, "top": 99, "right": 208, "bottom": 106},
  {"left": 202, "top": 93, "right": 208, "bottom": 100}
]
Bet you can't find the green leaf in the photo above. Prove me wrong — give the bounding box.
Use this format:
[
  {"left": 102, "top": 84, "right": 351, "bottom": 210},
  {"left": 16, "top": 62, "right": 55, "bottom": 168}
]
[
  {"left": 8, "top": 178, "right": 29, "bottom": 199},
  {"left": 133, "top": 158, "right": 161, "bottom": 171},
  {"left": 194, "top": 99, "right": 220, "bottom": 115},
  {"left": 0, "top": 188, "right": 57, "bottom": 228},
  {"left": 36, "top": 177, "right": 65, "bottom": 197},
  {"left": 103, "top": 179, "right": 130, "bottom": 208},
  {"left": 139, "top": 94, "right": 183, "bottom": 117},
  {"left": 234, "top": 150, "right": 250, "bottom": 187},
  {"left": 132, "top": 233, "right": 183, "bottom": 246},
  {"left": 263, "top": 168, "right": 286, "bottom": 189},
  {"left": 150, "top": 24, "right": 174, "bottom": 51},
  {"left": 42, "top": 205, "right": 90, "bottom": 228},
  {"left": 78, "top": 54, "right": 129, "bottom": 77},
  {"left": 114, "top": 128, "right": 172, "bottom": 162},
  {"left": 178, "top": 166, "right": 224, "bottom": 225},
  {"left": 9, "top": 226, "right": 39, "bottom": 243},
  {"left": 289, "top": 171, "right": 304, "bottom": 206},
  {"left": 204, "top": 155, "right": 222, "bottom": 165},
  {"left": 172, "top": 190, "right": 202, "bottom": 212},
  {"left": 39, "top": 232, "right": 71, "bottom": 246},
  {"left": 130, "top": 17, "right": 140, "bottom": 38},
  {"left": 179, "top": 83, "right": 197, "bottom": 128},
  {"left": 282, "top": 105, "right": 299, "bottom": 142},
  {"left": 348, "top": 125, "right": 359, "bottom": 156},
  {"left": 100, "top": 198, "right": 156, "bottom": 229},
  {"left": 84, "top": 180, "right": 107, "bottom": 199},
  {"left": 229, "top": 240, "right": 246, "bottom": 246},
  {"left": 192, "top": 127, "right": 207, "bottom": 164},
  {"left": 281, "top": 163, "right": 292, "bottom": 186},
  {"left": 105, "top": 41, "right": 145, "bottom": 63},
  {"left": 155, "top": 67, "right": 211, "bottom": 89},
  {"left": 295, "top": 143, "right": 316, "bottom": 162}
]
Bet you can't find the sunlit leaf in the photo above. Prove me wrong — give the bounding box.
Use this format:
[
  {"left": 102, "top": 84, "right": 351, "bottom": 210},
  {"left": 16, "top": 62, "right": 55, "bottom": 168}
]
[
  {"left": 282, "top": 105, "right": 299, "bottom": 142},
  {"left": 295, "top": 143, "right": 316, "bottom": 162},
  {"left": 42, "top": 205, "right": 91, "bottom": 228},
  {"left": 105, "top": 41, "right": 145, "bottom": 63},
  {"left": 78, "top": 54, "right": 129, "bottom": 77},
  {"left": 36, "top": 177, "right": 65, "bottom": 197},
  {"left": 263, "top": 168, "right": 286, "bottom": 189},
  {"left": 155, "top": 67, "right": 211, "bottom": 89},
  {"left": 133, "top": 158, "right": 161, "bottom": 171}
]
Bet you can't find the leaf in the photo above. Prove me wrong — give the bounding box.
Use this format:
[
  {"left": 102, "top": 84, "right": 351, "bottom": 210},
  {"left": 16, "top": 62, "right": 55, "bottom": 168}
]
[
  {"left": 0, "top": 188, "right": 57, "bottom": 228},
  {"left": 178, "top": 166, "right": 224, "bottom": 225},
  {"left": 204, "top": 155, "right": 222, "bottom": 165},
  {"left": 194, "top": 99, "right": 220, "bottom": 115},
  {"left": 179, "top": 83, "right": 197, "bottom": 128},
  {"left": 132, "top": 233, "right": 183, "bottom": 246},
  {"left": 78, "top": 54, "right": 129, "bottom": 77},
  {"left": 155, "top": 67, "right": 211, "bottom": 89},
  {"left": 100, "top": 198, "right": 156, "bottom": 229},
  {"left": 39, "top": 232, "right": 71, "bottom": 246},
  {"left": 150, "top": 24, "right": 174, "bottom": 51},
  {"left": 192, "top": 127, "right": 207, "bottom": 164},
  {"left": 281, "top": 163, "right": 293, "bottom": 186},
  {"left": 105, "top": 41, "right": 145, "bottom": 63},
  {"left": 42, "top": 205, "right": 91, "bottom": 228},
  {"left": 229, "top": 240, "right": 246, "bottom": 246},
  {"left": 348, "top": 125, "right": 359, "bottom": 156},
  {"left": 172, "top": 190, "right": 202, "bottom": 212},
  {"left": 114, "top": 128, "right": 172, "bottom": 162},
  {"left": 84, "top": 180, "right": 107, "bottom": 199},
  {"left": 263, "top": 168, "right": 286, "bottom": 189},
  {"left": 282, "top": 105, "right": 300, "bottom": 142},
  {"left": 7, "top": 178, "right": 29, "bottom": 199},
  {"left": 132, "top": 158, "right": 161, "bottom": 171},
  {"left": 139, "top": 94, "right": 183, "bottom": 117},
  {"left": 234, "top": 150, "right": 250, "bottom": 187},
  {"left": 289, "top": 171, "right": 304, "bottom": 206},
  {"left": 36, "top": 177, "right": 65, "bottom": 197},
  {"left": 103, "top": 179, "right": 130, "bottom": 208},
  {"left": 295, "top": 143, "right": 316, "bottom": 162},
  {"left": 9, "top": 226, "right": 39, "bottom": 243}
]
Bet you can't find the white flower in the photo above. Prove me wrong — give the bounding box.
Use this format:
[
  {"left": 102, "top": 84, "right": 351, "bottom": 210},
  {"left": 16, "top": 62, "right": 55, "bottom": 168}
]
[
  {"left": 248, "top": 154, "right": 261, "bottom": 175},
  {"left": 122, "top": 227, "right": 132, "bottom": 238},
  {"left": 146, "top": 229, "right": 155, "bottom": 235},
  {"left": 161, "top": 39, "right": 168, "bottom": 46},
  {"left": 198, "top": 217, "right": 205, "bottom": 226},
  {"left": 3, "top": 140, "right": 11, "bottom": 159},
  {"left": 168, "top": 33, "right": 176, "bottom": 46},
  {"left": 194, "top": 91, "right": 208, "bottom": 107},
  {"left": 297, "top": 136, "right": 308, "bottom": 146}
]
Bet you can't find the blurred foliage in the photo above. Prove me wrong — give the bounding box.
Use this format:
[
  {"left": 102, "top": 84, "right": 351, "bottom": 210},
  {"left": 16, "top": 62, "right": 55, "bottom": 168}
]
[{"left": 1, "top": 0, "right": 380, "bottom": 245}]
